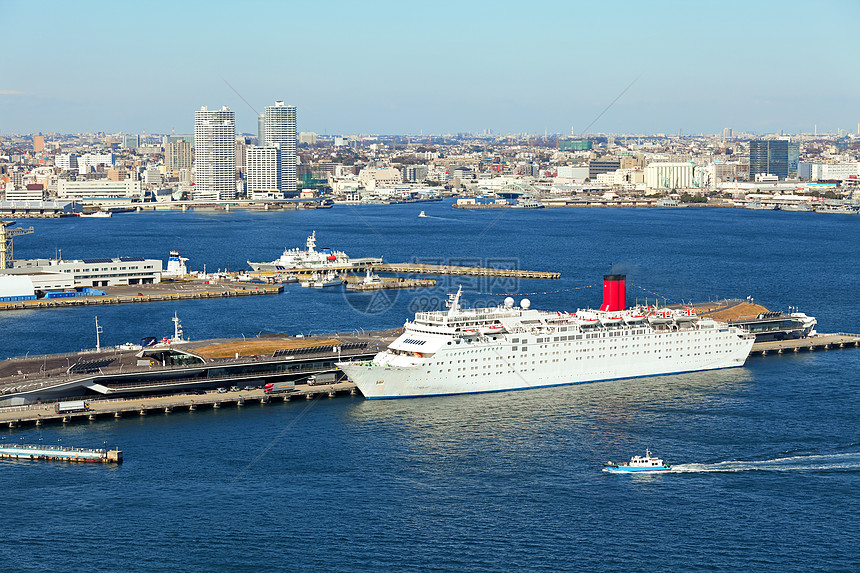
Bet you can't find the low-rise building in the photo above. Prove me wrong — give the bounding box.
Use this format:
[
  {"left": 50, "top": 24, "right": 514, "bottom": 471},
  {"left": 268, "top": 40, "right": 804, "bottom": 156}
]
[
  {"left": 57, "top": 179, "right": 143, "bottom": 201},
  {"left": 11, "top": 256, "right": 162, "bottom": 287}
]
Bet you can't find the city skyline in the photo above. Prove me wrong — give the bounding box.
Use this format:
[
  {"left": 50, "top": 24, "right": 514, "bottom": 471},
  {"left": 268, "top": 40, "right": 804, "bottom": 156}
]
[{"left": 2, "top": 0, "right": 859, "bottom": 136}]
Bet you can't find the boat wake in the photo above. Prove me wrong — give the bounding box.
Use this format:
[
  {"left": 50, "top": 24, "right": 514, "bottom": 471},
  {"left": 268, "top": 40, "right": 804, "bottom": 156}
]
[
  {"left": 671, "top": 452, "right": 860, "bottom": 473},
  {"left": 418, "top": 214, "right": 456, "bottom": 221}
]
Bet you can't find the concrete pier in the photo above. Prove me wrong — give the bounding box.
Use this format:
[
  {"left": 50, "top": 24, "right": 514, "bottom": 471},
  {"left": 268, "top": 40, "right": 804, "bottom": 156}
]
[
  {"left": 372, "top": 262, "right": 560, "bottom": 280},
  {"left": 0, "top": 282, "right": 283, "bottom": 312},
  {"left": 0, "top": 444, "right": 122, "bottom": 463},
  {"left": 750, "top": 333, "right": 860, "bottom": 357},
  {"left": 0, "top": 383, "right": 356, "bottom": 430}
]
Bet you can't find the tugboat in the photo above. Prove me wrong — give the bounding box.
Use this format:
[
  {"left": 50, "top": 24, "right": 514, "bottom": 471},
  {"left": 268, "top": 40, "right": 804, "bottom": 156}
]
[{"left": 603, "top": 449, "right": 671, "bottom": 473}]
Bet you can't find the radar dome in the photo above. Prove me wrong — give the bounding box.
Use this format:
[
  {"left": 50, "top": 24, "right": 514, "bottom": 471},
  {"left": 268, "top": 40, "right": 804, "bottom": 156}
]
[
  {"left": 521, "top": 298, "right": 531, "bottom": 309},
  {"left": 504, "top": 297, "right": 515, "bottom": 308}
]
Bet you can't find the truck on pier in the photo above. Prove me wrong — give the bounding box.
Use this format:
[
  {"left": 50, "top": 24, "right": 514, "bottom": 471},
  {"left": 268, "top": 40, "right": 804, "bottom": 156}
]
[
  {"left": 263, "top": 381, "right": 295, "bottom": 395},
  {"left": 55, "top": 400, "right": 90, "bottom": 414},
  {"left": 307, "top": 372, "right": 339, "bottom": 386}
]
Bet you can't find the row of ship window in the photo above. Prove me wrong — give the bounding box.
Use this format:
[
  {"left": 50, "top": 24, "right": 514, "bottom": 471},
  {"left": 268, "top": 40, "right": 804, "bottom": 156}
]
[{"left": 63, "top": 266, "right": 150, "bottom": 272}]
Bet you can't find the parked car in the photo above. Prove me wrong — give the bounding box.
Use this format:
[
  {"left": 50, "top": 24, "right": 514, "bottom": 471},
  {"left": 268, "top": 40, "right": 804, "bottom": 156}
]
[
  {"left": 216, "top": 387, "right": 227, "bottom": 393},
  {"left": 229, "top": 386, "right": 240, "bottom": 392}
]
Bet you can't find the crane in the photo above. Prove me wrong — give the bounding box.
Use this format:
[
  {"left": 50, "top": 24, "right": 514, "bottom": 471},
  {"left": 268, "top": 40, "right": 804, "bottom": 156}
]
[{"left": 0, "top": 221, "right": 35, "bottom": 269}]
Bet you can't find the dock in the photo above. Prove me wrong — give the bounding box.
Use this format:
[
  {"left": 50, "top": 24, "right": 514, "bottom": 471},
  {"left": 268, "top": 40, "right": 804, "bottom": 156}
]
[
  {"left": 371, "top": 263, "right": 560, "bottom": 280},
  {"left": 345, "top": 277, "right": 436, "bottom": 291},
  {"left": 0, "top": 384, "right": 357, "bottom": 429},
  {"left": 750, "top": 333, "right": 860, "bottom": 356},
  {"left": 0, "top": 283, "right": 283, "bottom": 312},
  {"left": 0, "top": 444, "right": 122, "bottom": 463}
]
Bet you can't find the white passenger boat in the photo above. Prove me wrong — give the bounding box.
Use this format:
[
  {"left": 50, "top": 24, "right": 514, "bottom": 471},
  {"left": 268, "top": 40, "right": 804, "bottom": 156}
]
[{"left": 337, "top": 275, "right": 755, "bottom": 399}]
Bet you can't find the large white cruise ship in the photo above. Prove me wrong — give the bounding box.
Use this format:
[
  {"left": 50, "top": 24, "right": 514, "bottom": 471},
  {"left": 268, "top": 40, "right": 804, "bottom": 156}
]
[
  {"left": 247, "top": 231, "right": 382, "bottom": 272},
  {"left": 337, "top": 275, "right": 755, "bottom": 399}
]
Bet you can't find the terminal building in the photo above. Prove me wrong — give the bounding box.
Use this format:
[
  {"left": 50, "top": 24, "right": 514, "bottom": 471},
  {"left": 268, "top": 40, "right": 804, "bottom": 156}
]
[{"left": 10, "top": 257, "right": 162, "bottom": 288}]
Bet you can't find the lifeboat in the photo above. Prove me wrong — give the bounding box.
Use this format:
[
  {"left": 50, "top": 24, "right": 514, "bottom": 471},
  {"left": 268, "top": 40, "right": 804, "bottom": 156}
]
[
  {"left": 480, "top": 324, "right": 506, "bottom": 334},
  {"left": 647, "top": 311, "right": 673, "bottom": 325},
  {"left": 623, "top": 314, "right": 646, "bottom": 324},
  {"left": 463, "top": 328, "right": 479, "bottom": 335},
  {"left": 600, "top": 315, "right": 624, "bottom": 325}
]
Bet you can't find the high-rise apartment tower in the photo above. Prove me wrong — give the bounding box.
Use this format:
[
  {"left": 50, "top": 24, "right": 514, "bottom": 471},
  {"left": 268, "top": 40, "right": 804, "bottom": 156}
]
[
  {"left": 261, "top": 101, "right": 297, "bottom": 197},
  {"left": 194, "top": 106, "right": 236, "bottom": 200}
]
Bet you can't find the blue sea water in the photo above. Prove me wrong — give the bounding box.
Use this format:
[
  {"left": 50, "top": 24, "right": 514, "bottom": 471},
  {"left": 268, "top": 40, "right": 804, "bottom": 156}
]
[{"left": 1, "top": 202, "right": 858, "bottom": 571}]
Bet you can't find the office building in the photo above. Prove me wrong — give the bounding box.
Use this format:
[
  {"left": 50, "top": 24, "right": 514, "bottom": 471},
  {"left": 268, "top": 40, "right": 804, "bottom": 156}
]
[
  {"left": 261, "top": 101, "right": 297, "bottom": 197},
  {"left": 404, "top": 165, "right": 428, "bottom": 182},
  {"left": 194, "top": 105, "right": 236, "bottom": 201},
  {"left": 749, "top": 138, "right": 800, "bottom": 180},
  {"left": 798, "top": 162, "right": 860, "bottom": 182},
  {"left": 57, "top": 179, "right": 143, "bottom": 201},
  {"left": 5, "top": 183, "right": 44, "bottom": 202},
  {"left": 588, "top": 159, "right": 621, "bottom": 179},
  {"left": 559, "top": 140, "right": 592, "bottom": 152},
  {"left": 122, "top": 134, "right": 140, "bottom": 149},
  {"left": 55, "top": 153, "right": 78, "bottom": 171},
  {"left": 33, "top": 135, "right": 45, "bottom": 153}
]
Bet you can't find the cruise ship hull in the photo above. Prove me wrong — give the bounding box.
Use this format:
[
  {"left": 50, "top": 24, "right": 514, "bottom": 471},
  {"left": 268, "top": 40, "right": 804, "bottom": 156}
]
[{"left": 339, "top": 331, "right": 753, "bottom": 399}]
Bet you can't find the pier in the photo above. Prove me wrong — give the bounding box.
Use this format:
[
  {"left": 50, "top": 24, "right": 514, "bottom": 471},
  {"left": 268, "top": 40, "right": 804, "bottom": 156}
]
[
  {"left": 0, "top": 443, "right": 122, "bottom": 463},
  {"left": 0, "top": 283, "right": 283, "bottom": 312},
  {"left": 345, "top": 277, "right": 436, "bottom": 291},
  {"left": 371, "top": 262, "right": 560, "bottom": 280},
  {"left": 0, "top": 383, "right": 357, "bottom": 429},
  {"left": 750, "top": 333, "right": 860, "bottom": 356}
]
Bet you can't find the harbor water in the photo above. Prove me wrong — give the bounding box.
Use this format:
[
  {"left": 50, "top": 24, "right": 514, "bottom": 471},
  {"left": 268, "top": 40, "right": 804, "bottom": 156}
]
[{"left": 1, "top": 203, "right": 858, "bottom": 571}]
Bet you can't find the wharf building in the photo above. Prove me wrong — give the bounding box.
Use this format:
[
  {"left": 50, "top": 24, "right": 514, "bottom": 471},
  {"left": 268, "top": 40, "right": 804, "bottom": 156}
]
[
  {"left": 193, "top": 106, "right": 236, "bottom": 201},
  {"left": 261, "top": 101, "right": 297, "bottom": 197},
  {"left": 10, "top": 257, "right": 162, "bottom": 288},
  {"left": 749, "top": 138, "right": 799, "bottom": 180}
]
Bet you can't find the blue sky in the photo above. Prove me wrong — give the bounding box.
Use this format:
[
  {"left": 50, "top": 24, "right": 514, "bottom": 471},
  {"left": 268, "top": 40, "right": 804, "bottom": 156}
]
[{"left": 2, "top": 0, "right": 859, "bottom": 136}]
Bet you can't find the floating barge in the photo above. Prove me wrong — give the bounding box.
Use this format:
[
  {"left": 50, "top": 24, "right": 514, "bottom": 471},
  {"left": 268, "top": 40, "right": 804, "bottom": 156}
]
[{"left": 0, "top": 444, "right": 122, "bottom": 463}]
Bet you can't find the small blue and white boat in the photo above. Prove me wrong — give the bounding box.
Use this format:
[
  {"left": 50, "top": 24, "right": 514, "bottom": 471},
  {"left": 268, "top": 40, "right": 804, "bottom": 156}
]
[{"left": 603, "top": 449, "right": 671, "bottom": 473}]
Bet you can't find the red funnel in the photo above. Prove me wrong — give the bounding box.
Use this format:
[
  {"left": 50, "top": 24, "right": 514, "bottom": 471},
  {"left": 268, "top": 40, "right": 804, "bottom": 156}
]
[{"left": 600, "top": 274, "right": 626, "bottom": 312}]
